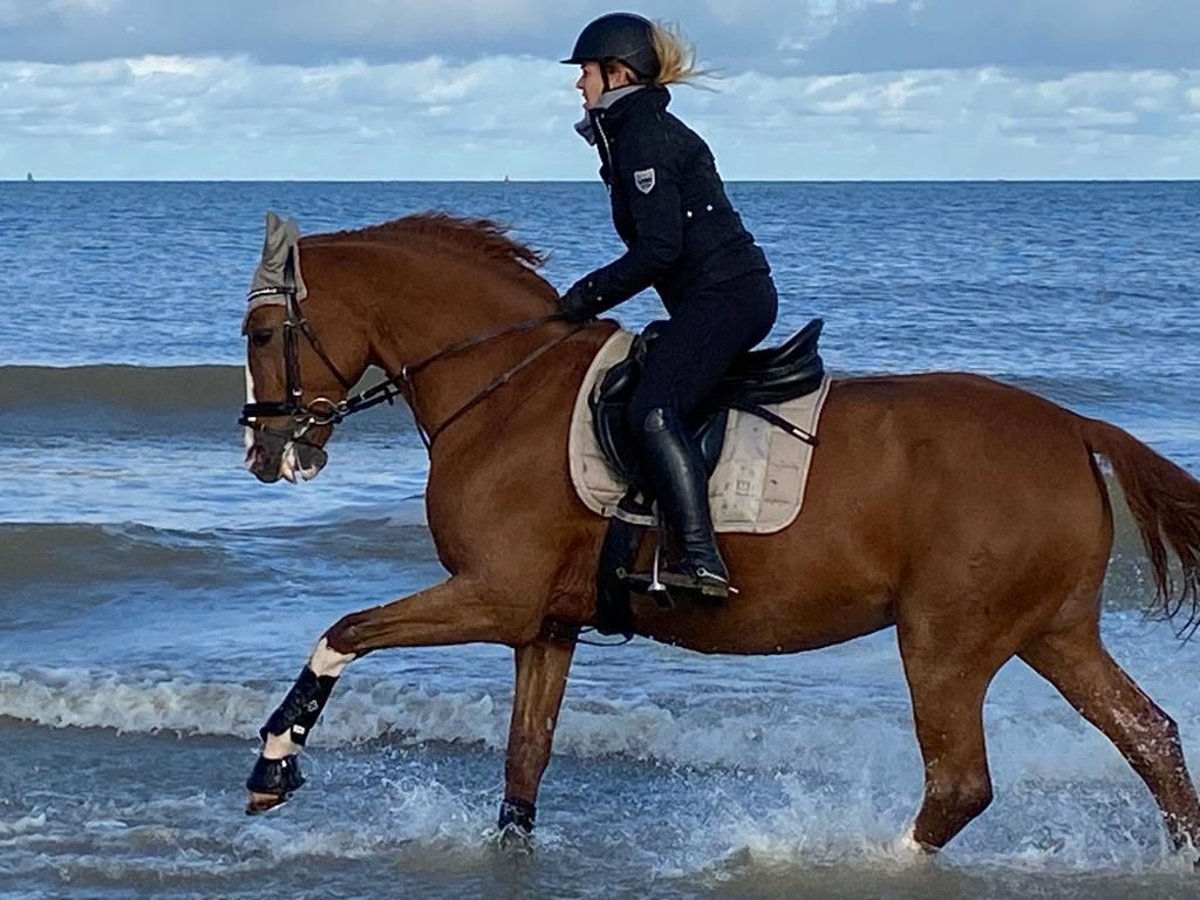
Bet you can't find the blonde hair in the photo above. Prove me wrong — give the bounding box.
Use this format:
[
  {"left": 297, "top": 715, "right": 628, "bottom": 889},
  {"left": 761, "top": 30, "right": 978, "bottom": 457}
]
[{"left": 649, "top": 19, "right": 707, "bottom": 86}]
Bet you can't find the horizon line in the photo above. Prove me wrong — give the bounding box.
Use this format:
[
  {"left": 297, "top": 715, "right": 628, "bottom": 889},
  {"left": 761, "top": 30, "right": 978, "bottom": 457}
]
[{"left": 5, "top": 177, "right": 1199, "bottom": 184}]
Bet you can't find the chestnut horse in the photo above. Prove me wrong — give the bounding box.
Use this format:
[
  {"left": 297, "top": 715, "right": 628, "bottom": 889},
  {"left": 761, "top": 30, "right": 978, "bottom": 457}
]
[{"left": 239, "top": 212, "right": 1200, "bottom": 859}]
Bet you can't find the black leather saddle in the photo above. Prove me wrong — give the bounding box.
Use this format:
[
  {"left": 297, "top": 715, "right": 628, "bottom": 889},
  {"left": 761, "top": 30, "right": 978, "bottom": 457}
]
[{"left": 589, "top": 317, "right": 826, "bottom": 489}]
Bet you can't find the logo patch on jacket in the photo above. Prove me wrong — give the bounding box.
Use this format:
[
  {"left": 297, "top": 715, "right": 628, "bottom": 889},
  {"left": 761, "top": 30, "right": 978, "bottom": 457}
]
[{"left": 634, "top": 168, "right": 656, "bottom": 194}]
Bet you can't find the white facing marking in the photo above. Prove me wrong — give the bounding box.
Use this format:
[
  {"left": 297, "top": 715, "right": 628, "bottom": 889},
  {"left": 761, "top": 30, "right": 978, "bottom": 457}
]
[{"left": 243, "top": 365, "right": 257, "bottom": 464}]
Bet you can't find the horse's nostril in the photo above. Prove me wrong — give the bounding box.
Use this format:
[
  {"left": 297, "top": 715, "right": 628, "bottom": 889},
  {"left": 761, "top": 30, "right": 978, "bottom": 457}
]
[{"left": 296, "top": 443, "right": 328, "bottom": 473}]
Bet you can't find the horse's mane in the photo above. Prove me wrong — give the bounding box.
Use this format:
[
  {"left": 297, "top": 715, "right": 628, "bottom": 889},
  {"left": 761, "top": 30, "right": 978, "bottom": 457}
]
[{"left": 308, "top": 212, "right": 557, "bottom": 300}]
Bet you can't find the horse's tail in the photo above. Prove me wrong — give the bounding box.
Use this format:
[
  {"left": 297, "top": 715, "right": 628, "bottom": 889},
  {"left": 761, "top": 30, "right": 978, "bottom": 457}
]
[{"left": 1082, "top": 417, "right": 1200, "bottom": 634}]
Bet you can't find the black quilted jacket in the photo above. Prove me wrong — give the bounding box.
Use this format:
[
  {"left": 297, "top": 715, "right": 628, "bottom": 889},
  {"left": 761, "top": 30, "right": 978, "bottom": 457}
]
[{"left": 572, "top": 85, "right": 769, "bottom": 316}]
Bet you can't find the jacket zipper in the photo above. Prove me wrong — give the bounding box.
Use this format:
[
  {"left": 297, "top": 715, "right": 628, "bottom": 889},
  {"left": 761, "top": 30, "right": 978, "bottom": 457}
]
[{"left": 595, "top": 116, "right": 615, "bottom": 192}]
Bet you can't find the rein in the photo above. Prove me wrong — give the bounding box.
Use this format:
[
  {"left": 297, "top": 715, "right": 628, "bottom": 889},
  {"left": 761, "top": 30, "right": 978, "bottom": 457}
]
[
  {"left": 400, "top": 313, "right": 583, "bottom": 450},
  {"left": 240, "top": 286, "right": 581, "bottom": 452}
]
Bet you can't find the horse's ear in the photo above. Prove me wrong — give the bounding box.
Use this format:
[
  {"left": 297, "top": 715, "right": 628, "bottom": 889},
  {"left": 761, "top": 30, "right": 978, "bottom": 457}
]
[
  {"left": 249, "top": 211, "right": 307, "bottom": 300},
  {"left": 261, "top": 211, "right": 289, "bottom": 264}
]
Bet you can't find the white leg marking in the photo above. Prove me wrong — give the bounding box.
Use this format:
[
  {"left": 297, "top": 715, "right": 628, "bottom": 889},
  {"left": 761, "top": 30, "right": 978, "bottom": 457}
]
[
  {"left": 260, "top": 640, "right": 355, "bottom": 761},
  {"left": 898, "top": 830, "right": 924, "bottom": 854},
  {"left": 262, "top": 730, "right": 301, "bottom": 761},
  {"left": 311, "top": 637, "right": 355, "bottom": 678},
  {"left": 892, "top": 828, "right": 934, "bottom": 859}
]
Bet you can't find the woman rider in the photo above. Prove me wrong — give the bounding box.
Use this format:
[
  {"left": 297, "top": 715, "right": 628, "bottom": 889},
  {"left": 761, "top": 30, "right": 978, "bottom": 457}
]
[{"left": 559, "top": 13, "right": 779, "bottom": 601}]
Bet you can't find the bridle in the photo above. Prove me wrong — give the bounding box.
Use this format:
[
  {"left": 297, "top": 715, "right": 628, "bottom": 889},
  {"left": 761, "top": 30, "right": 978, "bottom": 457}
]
[
  {"left": 239, "top": 285, "right": 355, "bottom": 430},
  {"left": 239, "top": 283, "right": 583, "bottom": 453}
]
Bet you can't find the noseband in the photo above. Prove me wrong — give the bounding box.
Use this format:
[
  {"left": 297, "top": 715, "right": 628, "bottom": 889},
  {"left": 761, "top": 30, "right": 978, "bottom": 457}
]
[{"left": 239, "top": 284, "right": 582, "bottom": 452}]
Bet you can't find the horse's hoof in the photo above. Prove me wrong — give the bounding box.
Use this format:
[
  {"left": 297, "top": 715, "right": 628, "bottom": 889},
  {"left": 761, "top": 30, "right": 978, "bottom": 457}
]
[
  {"left": 244, "top": 753, "right": 305, "bottom": 815},
  {"left": 496, "top": 823, "right": 534, "bottom": 854},
  {"left": 493, "top": 796, "right": 535, "bottom": 853},
  {"left": 245, "top": 789, "right": 291, "bottom": 816},
  {"left": 497, "top": 796, "right": 535, "bottom": 831}
]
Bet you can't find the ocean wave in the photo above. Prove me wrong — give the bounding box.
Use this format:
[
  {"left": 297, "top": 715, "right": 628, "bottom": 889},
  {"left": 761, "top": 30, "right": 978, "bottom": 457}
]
[
  {"left": 0, "top": 364, "right": 245, "bottom": 410},
  {"left": 0, "top": 364, "right": 415, "bottom": 436},
  {"left": 0, "top": 362, "right": 1170, "bottom": 421},
  {"left": 3, "top": 366, "right": 1193, "bottom": 479},
  {"left": 12, "top": 364, "right": 1154, "bottom": 417},
  {"left": 0, "top": 501, "right": 1163, "bottom": 615},
  {"left": 0, "top": 666, "right": 950, "bottom": 773},
  {"left": 0, "top": 665, "right": 916, "bottom": 774},
  {"left": 0, "top": 655, "right": 1194, "bottom": 781},
  {"left": 0, "top": 521, "right": 234, "bottom": 585},
  {"left": 0, "top": 517, "right": 437, "bottom": 597}
]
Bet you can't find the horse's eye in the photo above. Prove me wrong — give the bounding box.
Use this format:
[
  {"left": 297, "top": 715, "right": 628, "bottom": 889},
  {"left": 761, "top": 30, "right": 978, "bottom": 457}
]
[{"left": 250, "top": 329, "right": 274, "bottom": 348}]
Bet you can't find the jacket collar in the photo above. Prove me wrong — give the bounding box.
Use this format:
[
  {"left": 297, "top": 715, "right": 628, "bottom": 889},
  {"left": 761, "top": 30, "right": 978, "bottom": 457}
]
[
  {"left": 596, "top": 83, "right": 669, "bottom": 129},
  {"left": 575, "top": 84, "right": 670, "bottom": 145}
]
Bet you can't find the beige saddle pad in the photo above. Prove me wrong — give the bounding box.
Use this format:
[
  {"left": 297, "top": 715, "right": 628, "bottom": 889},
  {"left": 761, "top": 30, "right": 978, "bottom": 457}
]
[{"left": 569, "top": 329, "right": 832, "bottom": 535}]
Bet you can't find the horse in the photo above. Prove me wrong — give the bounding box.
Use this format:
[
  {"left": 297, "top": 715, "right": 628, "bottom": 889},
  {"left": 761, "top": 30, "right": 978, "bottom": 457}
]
[{"left": 238, "top": 210, "right": 1200, "bottom": 860}]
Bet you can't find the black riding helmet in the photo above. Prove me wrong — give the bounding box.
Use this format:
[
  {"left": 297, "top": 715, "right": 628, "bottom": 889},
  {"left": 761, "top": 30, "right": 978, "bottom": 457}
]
[{"left": 561, "top": 12, "right": 661, "bottom": 83}]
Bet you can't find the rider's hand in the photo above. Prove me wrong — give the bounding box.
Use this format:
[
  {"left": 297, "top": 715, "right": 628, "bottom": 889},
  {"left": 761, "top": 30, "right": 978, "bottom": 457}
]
[{"left": 558, "top": 280, "right": 598, "bottom": 323}]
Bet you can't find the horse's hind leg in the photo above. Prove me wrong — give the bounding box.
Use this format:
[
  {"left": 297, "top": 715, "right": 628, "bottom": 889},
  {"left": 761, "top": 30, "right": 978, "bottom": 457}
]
[
  {"left": 1020, "top": 621, "right": 1200, "bottom": 853},
  {"left": 899, "top": 630, "right": 1001, "bottom": 851},
  {"left": 498, "top": 626, "right": 578, "bottom": 836}
]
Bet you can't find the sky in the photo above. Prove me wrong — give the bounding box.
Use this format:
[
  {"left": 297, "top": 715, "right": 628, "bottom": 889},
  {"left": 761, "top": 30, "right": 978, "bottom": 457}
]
[{"left": 0, "top": 0, "right": 1198, "bottom": 180}]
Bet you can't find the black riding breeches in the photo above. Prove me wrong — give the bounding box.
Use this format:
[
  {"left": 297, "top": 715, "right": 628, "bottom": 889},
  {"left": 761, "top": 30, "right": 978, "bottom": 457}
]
[{"left": 627, "top": 271, "right": 778, "bottom": 432}]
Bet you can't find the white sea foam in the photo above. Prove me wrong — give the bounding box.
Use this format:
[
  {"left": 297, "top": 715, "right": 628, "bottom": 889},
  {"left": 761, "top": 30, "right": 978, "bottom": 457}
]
[
  {"left": 0, "top": 783, "right": 500, "bottom": 888},
  {"left": 0, "top": 665, "right": 921, "bottom": 773},
  {"left": 2, "top": 624, "right": 1198, "bottom": 890},
  {"left": 3, "top": 635, "right": 1198, "bottom": 785}
]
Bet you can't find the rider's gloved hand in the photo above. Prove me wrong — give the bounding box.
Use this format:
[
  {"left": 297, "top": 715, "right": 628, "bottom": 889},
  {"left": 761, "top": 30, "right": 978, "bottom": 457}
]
[{"left": 558, "top": 280, "right": 600, "bottom": 323}]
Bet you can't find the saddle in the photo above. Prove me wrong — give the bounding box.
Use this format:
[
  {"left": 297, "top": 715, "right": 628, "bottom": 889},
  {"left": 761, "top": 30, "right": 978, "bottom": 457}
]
[
  {"left": 589, "top": 317, "right": 826, "bottom": 635},
  {"left": 590, "top": 317, "right": 826, "bottom": 492}
]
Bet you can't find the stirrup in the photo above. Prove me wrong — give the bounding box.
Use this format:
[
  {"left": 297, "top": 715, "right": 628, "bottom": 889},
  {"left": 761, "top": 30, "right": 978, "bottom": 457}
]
[
  {"left": 660, "top": 565, "right": 734, "bottom": 603},
  {"left": 617, "top": 546, "right": 675, "bottom": 609},
  {"left": 617, "top": 553, "right": 735, "bottom": 605}
]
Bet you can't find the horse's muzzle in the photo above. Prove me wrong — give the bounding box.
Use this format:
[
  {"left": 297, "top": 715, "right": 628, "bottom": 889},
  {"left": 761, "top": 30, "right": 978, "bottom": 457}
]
[
  {"left": 290, "top": 441, "right": 329, "bottom": 481},
  {"left": 245, "top": 427, "right": 328, "bottom": 484},
  {"left": 246, "top": 434, "right": 285, "bottom": 483}
]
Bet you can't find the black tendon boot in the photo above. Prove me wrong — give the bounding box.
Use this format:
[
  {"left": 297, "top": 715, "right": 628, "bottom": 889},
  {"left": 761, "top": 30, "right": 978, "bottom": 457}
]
[{"left": 637, "top": 407, "right": 731, "bottom": 601}]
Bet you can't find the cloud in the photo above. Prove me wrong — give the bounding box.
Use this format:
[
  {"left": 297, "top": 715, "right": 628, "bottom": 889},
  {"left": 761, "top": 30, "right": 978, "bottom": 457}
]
[
  {"left": 0, "top": 53, "right": 583, "bottom": 178},
  {"left": 0, "top": 0, "right": 809, "bottom": 68},
  {"left": 2, "top": 53, "right": 1197, "bottom": 180},
  {"left": 3, "top": 2, "right": 1196, "bottom": 182},
  {"left": 0, "top": 0, "right": 1196, "bottom": 77},
  {"left": 801, "top": 0, "right": 1200, "bottom": 74}
]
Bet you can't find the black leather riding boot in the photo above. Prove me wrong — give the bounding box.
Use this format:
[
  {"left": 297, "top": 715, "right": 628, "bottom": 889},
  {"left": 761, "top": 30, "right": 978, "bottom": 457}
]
[{"left": 637, "top": 407, "right": 730, "bottom": 600}]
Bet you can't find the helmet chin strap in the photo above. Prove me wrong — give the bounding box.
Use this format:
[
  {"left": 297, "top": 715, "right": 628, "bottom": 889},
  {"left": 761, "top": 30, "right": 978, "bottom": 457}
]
[{"left": 596, "top": 60, "right": 645, "bottom": 105}]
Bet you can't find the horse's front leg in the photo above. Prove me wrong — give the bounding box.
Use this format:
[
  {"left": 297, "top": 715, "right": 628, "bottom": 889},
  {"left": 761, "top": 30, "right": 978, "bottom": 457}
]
[
  {"left": 498, "top": 626, "right": 579, "bottom": 836},
  {"left": 245, "top": 574, "right": 542, "bottom": 814}
]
